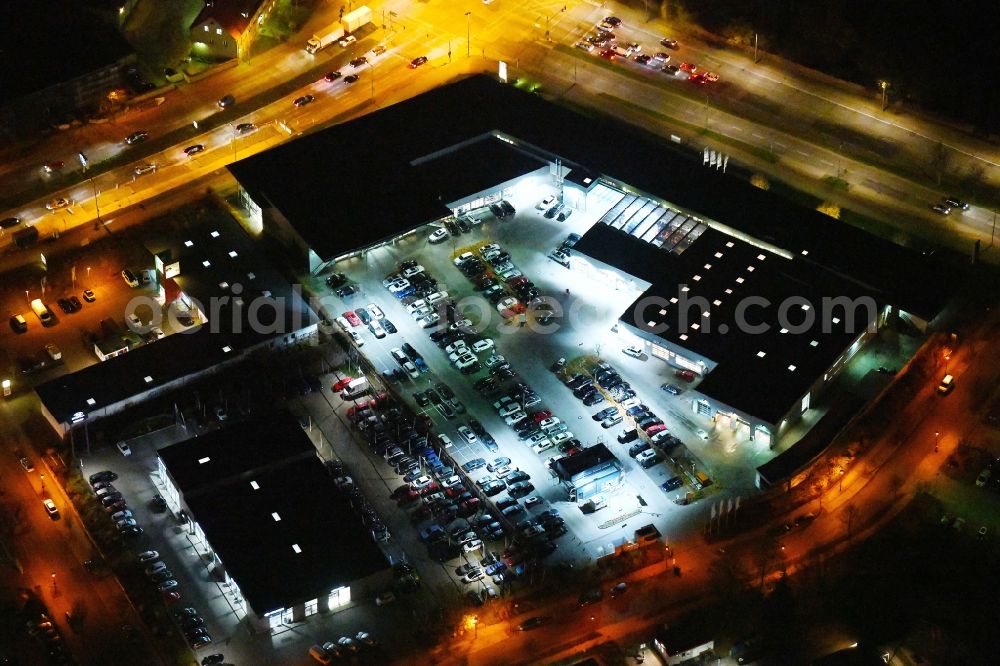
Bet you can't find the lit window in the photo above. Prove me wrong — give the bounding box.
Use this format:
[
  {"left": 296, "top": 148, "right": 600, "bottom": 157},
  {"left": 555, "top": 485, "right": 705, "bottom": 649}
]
[
  {"left": 735, "top": 277, "right": 745, "bottom": 284},
  {"left": 204, "top": 25, "right": 208, "bottom": 31},
  {"left": 216, "top": 28, "right": 222, "bottom": 35},
  {"left": 788, "top": 365, "right": 797, "bottom": 372},
  {"left": 210, "top": 230, "right": 220, "bottom": 238},
  {"left": 86, "top": 398, "right": 96, "bottom": 406},
  {"left": 271, "top": 512, "right": 281, "bottom": 522},
  {"left": 810, "top": 340, "right": 819, "bottom": 347},
  {"left": 228, "top": 250, "right": 238, "bottom": 258},
  {"left": 250, "top": 481, "right": 260, "bottom": 490},
  {"left": 292, "top": 544, "right": 302, "bottom": 554},
  {"left": 184, "top": 240, "right": 194, "bottom": 247},
  {"left": 757, "top": 351, "right": 766, "bottom": 358},
  {"left": 202, "top": 260, "right": 211, "bottom": 268},
  {"left": 198, "top": 456, "right": 211, "bottom": 464},
  {"left": 143, "top": 376, "right": 153, "bottom": 383}
]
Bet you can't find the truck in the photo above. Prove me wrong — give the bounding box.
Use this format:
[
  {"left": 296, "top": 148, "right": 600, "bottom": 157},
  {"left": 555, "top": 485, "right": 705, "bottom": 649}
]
[
  {"left": 341, "top": 6, "right": 373, "bottom": 34},
  {"left": 305, "top": 23, "right": 345, "bottom": 54}
]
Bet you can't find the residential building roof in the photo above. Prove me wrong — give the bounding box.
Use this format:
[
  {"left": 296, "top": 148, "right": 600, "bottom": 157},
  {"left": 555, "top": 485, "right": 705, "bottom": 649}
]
[{"left": 191, "top": 0, "right": 263, "bottom": 37}]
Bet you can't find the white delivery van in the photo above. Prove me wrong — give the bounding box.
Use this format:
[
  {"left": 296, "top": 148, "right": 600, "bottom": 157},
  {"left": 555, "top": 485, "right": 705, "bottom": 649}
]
[{"left": 341, "top": 377, "right": 369, "bottom": 400}]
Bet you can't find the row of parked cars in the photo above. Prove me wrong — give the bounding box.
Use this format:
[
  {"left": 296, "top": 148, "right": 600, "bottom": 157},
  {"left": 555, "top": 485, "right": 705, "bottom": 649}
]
[
  {"left": 89, "top": 470, "right": 146, "bottom": 540},
  {"left": 168, "top": 603, "right": 215, "bottom": 650},
  {"left": 309, "top": 630, "right": 377, "bottom": 664},
  {"left": 23, "top": 605, "right": 71, "bottom": 665}
]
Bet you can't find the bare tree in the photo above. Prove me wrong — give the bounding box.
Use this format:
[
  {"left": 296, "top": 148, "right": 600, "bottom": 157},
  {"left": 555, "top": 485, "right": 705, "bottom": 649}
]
[{"left": 929, "top": 142, "right": 949, "bottom": 186}]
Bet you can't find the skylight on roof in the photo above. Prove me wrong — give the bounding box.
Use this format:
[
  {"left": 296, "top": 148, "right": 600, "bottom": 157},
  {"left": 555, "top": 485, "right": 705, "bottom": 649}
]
[
  {"left": 184, "top": 240, "right": 194, "bottom": 247},
  {"left": 747, "top": 266, "right": 755, "bottom": 272},
  {"left": 691, "top": 323, "right": 700, "bottom": 330},
  {"left": 788, "top": 365, "right": 797, "bottom": 372},
  {"left": 210, "top": 230, "right": 220, "bottom": 238},
  {"left": 228, "top": 250, "right": 238, "bottom": 258},
  {"left": 583, "top": 177, "right": 592, "bottom": 184},
  {"left": 647, "top": 320, "right": 656, "bottom": 327},
  {"left": 659, "top": 309, "right": 667, "bottom": 315},
  {"left": 713, "top": 300, "right": 721, "bottom": 306},
  {"left": 143, "top": 376, "right": 153, "bottom": 383},
  {"left": 670, "top": 297, "right": 678, "bottom": 304},
  {"left": 757, "top": 254, "right": 766, "bottom": 261},
  {"left": 735, "top": 277, "right": 745, "bottom": 284},
  {"left": 222, "top": 345, "right": 232, "bottom": 353},
  {"left": 679, "top": 334, "right": 688, "bottom": 341},
  {"left": 702, "top": 311, "right": 710, "bottom": 318},
  {"left": 832, "top": 317, "right": 841, "bottom": 324},
  {"left": 810, "top": 340, "right": 819, "bottom": 347},
  {"left": 724, "top": 288, "right": 733, "bottom": 295},
  {"left": 780, "top": 328, "right": 788, "bottom": 334},
  {"left": 198, "top": 456, "right": 211, "bottom": 464},
  {"left": 220, "top": 282, "right": 229, "bottom": 289},
  {"left": 714, "top": 252, "right": 723, "bottom": 258},
  {"left": 292, "top": 544, "right": 302, "bottom": 554},
  {"left": 801, "top": 304, "right": 811, "bottom": 311},
  {"left": 801, "top": 250, "right": 809, "bottom": 256},
  {"left": 250, "top": 481, "right": 260, "bottom": 490},
  {"left": 757, "top": 351, "right": 766, "bottom": 358},
  {"left": 86, "top": 398, "right": 96, "bottom": 406},
  {"left": 271, "top": 512, "right": 281, "bottom": 522},
  {"left": 726, "top": 241, "right": 734, "bottom": 248},
  {"left": 703, "top": 264, "right": 712, "bottom": 270},
  {"left": 681, "top": 286, "right": 690, "bottom": 292},
  {"left": 202, "top": 260, "right": 211, "bottom": 268},
  {"left": 692, "top": 275, "right": 701, "bottom": 282},
  {"left": 247, "top": 272, "right": 256, "bottom": 280}
]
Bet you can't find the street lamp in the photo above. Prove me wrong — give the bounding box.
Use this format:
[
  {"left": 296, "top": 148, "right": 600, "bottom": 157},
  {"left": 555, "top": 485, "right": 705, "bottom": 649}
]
[
  {"left": 839, "top": 468, "right": 845, "bottom": 492},
  {"left": 465, "top": 12, "right": 471, "bottom": 58},
  {"left": 879, "top": 80, "right": 889, "bottom": 111},
  {"left": 935, "top": 431, "right": 940, "bottom": 453}
]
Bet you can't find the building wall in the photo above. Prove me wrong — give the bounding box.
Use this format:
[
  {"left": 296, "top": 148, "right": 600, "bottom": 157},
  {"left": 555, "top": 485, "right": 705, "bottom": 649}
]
[{"left": 191, "top": 19, "right": 238, "bottom": 61}]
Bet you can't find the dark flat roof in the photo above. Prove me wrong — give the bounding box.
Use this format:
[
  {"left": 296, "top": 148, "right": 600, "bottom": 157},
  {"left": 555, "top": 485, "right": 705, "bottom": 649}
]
[
  {"left": 229, "top": 74, "right": 954, "bottom": 324},
  {"left": 161, "top": 412, "right": 388, "bottom": 613},
  {"left": 36, "top": 212, "right": 316, "bottom": 425},
  {"left": 553, "top": 444, "right": 617, "bottom": 481}
]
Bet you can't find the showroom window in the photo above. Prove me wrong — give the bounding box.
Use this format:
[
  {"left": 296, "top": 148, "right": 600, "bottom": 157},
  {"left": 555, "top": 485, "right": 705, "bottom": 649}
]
[
  {"left": 305, "top": 598, "right": 318, "bottom": 617},
  {"left": 328, "top": 586, "right": 350, "bottom": 610}
]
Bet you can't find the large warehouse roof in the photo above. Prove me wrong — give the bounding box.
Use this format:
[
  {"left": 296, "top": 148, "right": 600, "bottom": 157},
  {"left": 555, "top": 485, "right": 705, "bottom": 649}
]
[
  {"left": 160, "top": 412, "right": 388, "bottom": 614},
  {"left": 228, "top": 74, "right": 954, "bottom": 323}
]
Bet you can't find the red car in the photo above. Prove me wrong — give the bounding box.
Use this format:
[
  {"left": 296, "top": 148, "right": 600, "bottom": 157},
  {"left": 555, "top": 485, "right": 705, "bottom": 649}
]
[
  {"left": 332, "top": 376, "right": 355, "bottom": 391},
  {"left": 397, "top": 491, "right": 420, "bottom": 507},
  {"left": 599, "top": 49, "right": 617, "bottom": 60},
  {"left": 508, "top": 276, "right": 529, "bottom": 288},
  {"left": 675, "top": 369, "right": 697, "bottom": 382},
  {"left": 43, "top": 161, "right": 65, "bottom": 174},
  {"left": 531, "top": 410, "right": 553, "bottom": 424},
  {"left": 645, "top": 424, "right": 668, "bottom": 436},
  {"left": 679, "top": 62, "right": 697, "bottom": 73},
  {"left": 689, "top": 73, "right": 707, "bottom": 84},
  {"left": 342, "top": 311, "right": 362, "bottom": 327},
  {"left": 419, "top": 482, "right": 441, "bottom": 496}
]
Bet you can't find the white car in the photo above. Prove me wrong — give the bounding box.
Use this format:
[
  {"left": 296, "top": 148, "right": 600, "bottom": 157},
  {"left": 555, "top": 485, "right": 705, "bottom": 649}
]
[
  {"left": 420, "top": 313, "right": 440, "bottom": 328},
  {"left": 368, "top": 319, "right": 386, "bottom": 338},
  {"left": 550, "top": 431, "right": 574, "bottom": 445},
  {"left": 453, "top": 252, "right": 476, "bottom": 266},
  {"left": 348, "top": 329, "right": 365, "bottom": 346},
  {"left": 387, "top": 279, "right": 411, "bottom": 294},
  {"left": 336, "top": 316, "right": 351, "bottom": 331},
  {"left": 445, "top": 340, "right": 468, "bottom": 355},
  {"left": 406, "top": 300, "right": 428, "bottom": 315},
  {"left": 115, "top": 518, "right": 138, "bottom": 529},
  {"left": 429, "top": 228, "right": 450, "bottom": 243},
  {"left": 623, "top": 345, "right": 644, "bottom": 359},
  {"left": 438, "top": 434, "right": 454, "bottom": 449},
  {"left": 498, "top": 268, "right": 522, "bottom": 282},
  {"left": 402, "top": 361, "right": 420, "bottom": 379},
  {"left": 45, "top": 343, "right": 61, "bottom": 360},
  {"left": 493, "top": 396, "right": 514, "bottom": 410},
  {"left": 449, "top": 348, "right": 471, "bottom": 363},
  {"left": 111, "top": 509, "right": 134, "bottom": 522},
  {"left": 528, "top": 432, "right": 550, "bottom": 446},
  {"left": 536, "top": 194, "right": 557, "bottom": 210},
  {"left": 636, "top": 449, "right": 658, "bottom": 465},
  {"left": 367, "top": 303, "right": 384, "bottom": 319},
  {"left": 532, "top": 440, "right": 554, "bottom": 454},
  {"left": 472, "top": 338, "right": 494, "bottom": 353},
  {"left": 410, "top": 475, "right": 432, "bottom": 489},
  {"left": 426, "top": 291, "right": 449, "bottom": 305},
  {"left": 402, "top": 265, "right": 425, "bottom": 278},
  {"left": 497, "top": 403, "right": 522, "bottom": 418},
  {"left": 457, "top": 425, "right": 477, "bottom": 444},
  {"left": 453, "top": 353, "right": 477, "bottom": 369},
  {"left": 496, "top": 297, "right": 520, "bottom": 315},
  {"left": 504, "top": 411, "right": 527, "bottom": 426},
  {"left": 479, "top": 243, "right": 500, "bottom": 256},
  {"left": 486, "top": 354, "right": 507, "bottom": 368},
  {"left": 338, "top": 35, "right": 357, "bottom": 47},
  {"left": 116, "top": 441, "right": 132, "bottom": 457},
  {"left": 548, "top": 249, "right": 570, "bottom": 267},
  {"left": 538, "top": 417, "right": 561, "bottom": 432},
  {"left": 463, "top": 539, "right": 483, "bottom": 553}
]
